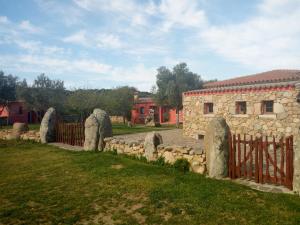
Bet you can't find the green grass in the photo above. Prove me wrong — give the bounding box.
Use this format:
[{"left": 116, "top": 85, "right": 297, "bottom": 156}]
[
  {"left": 0, "top": 140, "right": 299, "bottom": 225},
  {"left": 112, "top": 123, "right": 177, "bottom": 136},
  {"left": 1, "top": 123, "right": 176, "bottom": 135}
]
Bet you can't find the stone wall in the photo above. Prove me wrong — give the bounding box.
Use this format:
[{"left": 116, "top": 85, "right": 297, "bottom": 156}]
[
  {"left": 183, "top": 88, "right": 300, "bottom": 139},
  {"left": 104, "top": 137, "right": 206, "bottom": 174},
  {"left": 0, "top": 129, "right": 40, "bottom": 142},
  {"left": 110, "top": 116, "right": 127, "bottom": 124},
  {"left": 183, "top": 86, "right": 300, "bottom": 193}
]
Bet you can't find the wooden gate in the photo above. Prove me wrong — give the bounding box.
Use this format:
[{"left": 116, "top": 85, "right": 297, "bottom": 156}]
[
  {"left": 228, "top": 133, "right": 294, "bottom": 190},
  {"left": 55, "top": 122, "right": 85, "bottom": 146}
]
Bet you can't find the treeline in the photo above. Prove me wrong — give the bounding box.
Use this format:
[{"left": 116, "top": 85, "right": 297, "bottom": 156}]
[
  {"left": 1, "top": 63, "right": 210, "bottom": 125},
  {"left": 0, "top": 71, "right": 139, "bottom": 122}
]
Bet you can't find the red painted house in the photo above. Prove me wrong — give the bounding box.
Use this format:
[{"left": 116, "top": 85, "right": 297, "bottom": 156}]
[
  {"left": 131, "top": 94, "right": 183, "bottom": 125},
  {"left": 0, "top": 101, "right": 41, "bottom": 125}
]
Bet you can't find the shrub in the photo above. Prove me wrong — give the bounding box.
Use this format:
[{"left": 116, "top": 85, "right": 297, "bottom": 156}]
[
  {"left": 173, "top": 158, "right": 190, "bottom": 173},
  {"left": 112, "top": 149, "right": 118, "bottom": 155},
  {"left": 152, "top": 156, "right": 165, "bottom": 166}
]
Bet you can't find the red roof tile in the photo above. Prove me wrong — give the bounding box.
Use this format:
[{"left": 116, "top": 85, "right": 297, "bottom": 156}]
[{"left": 204, "top": 69, "right": 300, "bottom": 88}]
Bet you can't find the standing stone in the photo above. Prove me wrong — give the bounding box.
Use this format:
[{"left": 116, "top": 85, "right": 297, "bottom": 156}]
[
  {"left": 93, "top": 109, "right": 113, "bottom": 151},
  {"left": 83, "top": 114, "right": 99, "bottom": 151},
  {"left": 204, "top": 117, "right": 229, "bottom": 178},
  {"left": 144, "top": 132, "right": 163, "bottom": 161},
  {"left": 13, "top": 122, "right": 29, "bottom": 133},
  {"left": 40, "top": 108, "right": 56, "bottom": 144},
  {"left": 7, "top": 123, "right": 29, "bottom": 140}
]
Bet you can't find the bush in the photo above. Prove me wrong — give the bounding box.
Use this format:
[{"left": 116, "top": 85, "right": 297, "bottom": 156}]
[
  {"left": 173, "top": 158, "right": 190, "bottom": 173},
  {"left": 152, "top": 156, "right": 165, "bottom": 166}
]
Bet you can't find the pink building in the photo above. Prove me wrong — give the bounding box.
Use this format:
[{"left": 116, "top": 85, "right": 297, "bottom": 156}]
[
  {"left": 131, "top": 94, "right": 182, "bottom": 125},
  {"left": 0, "top": 101, "right": 41, "bottom": 125}
]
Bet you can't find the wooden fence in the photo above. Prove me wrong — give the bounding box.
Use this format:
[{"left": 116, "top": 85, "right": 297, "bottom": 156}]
[
  {"left": 228, "top": 133, "right": 294, "bottom": 190},
  {"left": 55, "top": 122, "right": 85, "bottom": 146}
]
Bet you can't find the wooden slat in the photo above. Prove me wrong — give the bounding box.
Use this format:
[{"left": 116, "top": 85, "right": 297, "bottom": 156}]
[
  {"left": 273, "top": 136, "right": 277, "bottom": 184},
  {"left": 255, "top": 138, "right": 259, "bottom": 183},
  {"left": 249, "top": 135, "right": 253, "bottom": 179},
  {"left": 259, "top": 137, "right": 264, "bottom": 183},
  {"left": 232, "top": 134, "right": 236, "bottom": 179},
  {"left": 280, "top": 137, "right": 285, "bottom": 185},
  {"left": 286, "top": 136, "right": 290, "bottom": 188},
  {"left": 265, "top": 136, "right": 270, "bottom": 183},
  {"left": 228, "top": 132, "right": 232, "bottom": 178},
  {"left": 237, "top": 134, "right": 241, "bottom": 178},
  {"left": 243, "top": 134, "right": 247, "bottom": 177},
  {"left": 290, "top": 136, "right": 294, "bottom": 189}
]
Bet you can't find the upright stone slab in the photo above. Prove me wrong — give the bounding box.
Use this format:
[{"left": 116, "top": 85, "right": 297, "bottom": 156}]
[
  {"left": 6, "top": 122, "right": 29, "bottom": 140},
  {"left": 144, "top": 132, "right": 163, "bottom": 161},
  {"left": 83, "top": 114, "right": 99, "bottom": 151},
  {"left": 93, "top": 109, "right": 113, "bottom": 151},
  {"left": 13, "top": 123, "right": 29, "bottom": 133},
  {"left": 83, "top": 108, "right": 113, "bottom": 151},
  {"left": 40, "top": 107, "right": 56, "bottom": 144},
  {"left": 204, "top": 117, "right": 229, "bottom": 178}
]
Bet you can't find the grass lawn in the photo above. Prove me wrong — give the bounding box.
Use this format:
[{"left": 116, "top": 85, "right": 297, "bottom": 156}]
[
  {"left": 0, "top": 140, "right": 299, "bottom": 225},
  {"left": 1, "top": 123, "right": 177, "bottom": 135},
  {"left": 112, "top": 123, "right": 178, "bottom": 136}
]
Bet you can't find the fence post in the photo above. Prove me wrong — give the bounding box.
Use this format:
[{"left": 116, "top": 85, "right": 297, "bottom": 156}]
[
  {"left": 249, "top": 135, "right": 253, "bottom": 179},
  {"left": 255, "top": 137, "right": 259, "bottom": 183},
  {"left": 273, "top": 136, "right": 277, "bottom": 184},
  {"left": 232, "top": 134, "right": 236, "bottom": 179}
]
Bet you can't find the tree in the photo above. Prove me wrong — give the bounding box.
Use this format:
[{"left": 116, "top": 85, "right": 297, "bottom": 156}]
[
  {"left": 0, "top": 71, "right": 18, "bottom": 103},
  {"left": 66, "top": 89, "right": 103, "bottom": 118},
  {"left": 155, "top": 63, "right": 203, "bottom": 127},
  {"left": 17, "top": 74, "right": 66, "bottom": 119},
  {"left": 108, "top": 86, "right": 136, "bottom": 123}
]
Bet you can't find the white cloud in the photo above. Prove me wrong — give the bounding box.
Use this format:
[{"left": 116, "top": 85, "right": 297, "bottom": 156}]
[
  {"left": 0, "top": 53, "right": 156, "bottom": 90},
  {"left": 35, "top": 0, "right": 84, "bottom": 26},
  {"left": 0, "top": 16, "right": 9, "bottom": 24},
  {"left": 63, "top": 30, "right": 123, "bottom": 49},
  {"left": 95, "top": 34, "right": 122, "bottom": 49},
  {"left": 19, "top": 20, "right": 42, "bottom": 34},
  {"left": 200, "top": 0, "right": 300, "bottom": 69},
  {"left": 159, "top": 0, "right": 207, "bottom": 31},
  {"left": 63, "top": 30, "right": 88, "bottom": 46}
]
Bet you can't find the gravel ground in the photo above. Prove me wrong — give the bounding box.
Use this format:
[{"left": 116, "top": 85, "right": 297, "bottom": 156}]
[{"left": 114, "top": 129, "right": 203, "bottom": 153}]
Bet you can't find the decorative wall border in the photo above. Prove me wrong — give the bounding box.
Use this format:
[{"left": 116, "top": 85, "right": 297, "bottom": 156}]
[{"left": 183, "top": 84, "right": 295, "bottom": 97}]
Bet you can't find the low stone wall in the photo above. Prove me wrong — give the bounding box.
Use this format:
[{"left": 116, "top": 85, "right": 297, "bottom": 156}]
[
  {"left": 104, "top": 137, "right": 206, "bottom": 174},
  {"left": 110, "top": 116, "right": 127, "bottom": 124},
  {"left": 0, "top": 129, "right": 40, "bottom": 142}
]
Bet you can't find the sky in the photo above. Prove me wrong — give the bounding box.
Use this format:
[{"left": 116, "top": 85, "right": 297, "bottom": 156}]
[{"left": 0, "top": 0, "right": 300, "bottom": 91}]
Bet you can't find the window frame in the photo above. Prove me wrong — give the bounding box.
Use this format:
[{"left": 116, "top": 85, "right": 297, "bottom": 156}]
[
  {"left": 261, "top": 100, "right": 274, "bottom": 114},
  {"left": 235, "top": 101, "right": 247, "bottom": 114},
  {"left": 204, "top": 103, "right": 214, "bottom": 114},
  {"left": 139, "top": 107, "right": 145, "bottom": 115}
]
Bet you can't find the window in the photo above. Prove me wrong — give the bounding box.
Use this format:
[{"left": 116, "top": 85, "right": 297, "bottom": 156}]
[
  {"left": 140, "top": 107, "right": 145, "bottom": 114},
  {"left": 236, "top": 101, "right": 247, "bottom": 114},
  {"left": 204, "top": 103, "right": 214, "bottom": 114},
  {"left": 18, "top": 106, "right": 23, "bottom": 115},
  {"left": 262, "top": 101, "right": 274, "bottom": 114}
]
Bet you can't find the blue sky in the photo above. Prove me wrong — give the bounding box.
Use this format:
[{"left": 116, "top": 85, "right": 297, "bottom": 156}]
[{"left": 0, "top": 0, "right": 299, "bottom": 91}]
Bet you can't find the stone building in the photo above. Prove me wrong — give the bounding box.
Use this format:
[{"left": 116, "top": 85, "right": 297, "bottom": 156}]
[
  {"left": 183, "top": 69, "right": 300, "bottom": 193},
  {"left": 183, "top": 70, "right": 300, "bottom": 139}
]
